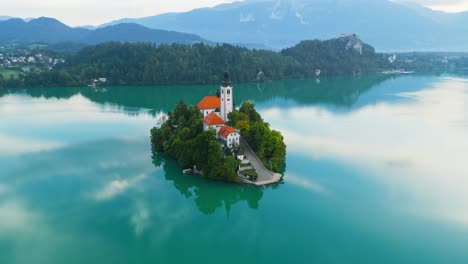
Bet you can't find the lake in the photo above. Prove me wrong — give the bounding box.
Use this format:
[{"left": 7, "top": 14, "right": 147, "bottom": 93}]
[{"left": 1, "top": 74, "right": 468, "bottom": 263}]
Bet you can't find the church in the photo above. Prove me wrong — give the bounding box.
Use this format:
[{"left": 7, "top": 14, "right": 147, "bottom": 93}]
[{"left": 197, "top": 70, "right": 240, "bottom": 148}]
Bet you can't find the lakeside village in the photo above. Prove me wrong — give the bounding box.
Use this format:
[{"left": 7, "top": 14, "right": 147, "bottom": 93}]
[
  {"left": 0, "top": 46, "right": 65, "bottom": 76},
  {"left": 151, "top": 70, "right": 285, "bottom": 186}
]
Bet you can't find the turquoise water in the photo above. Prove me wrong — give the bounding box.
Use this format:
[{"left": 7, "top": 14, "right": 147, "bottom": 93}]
[{"left": 1, "top": 75, "right": 468, "bottom": 263}]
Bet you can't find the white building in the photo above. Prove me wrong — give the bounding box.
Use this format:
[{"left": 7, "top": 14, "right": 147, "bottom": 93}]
[
  {"left": 197, "top": 69, "right": 234, "bottom": 122},
  {"left": 219, "top": 71, "right": 234, "bottom": 122},
  {"left": 218, "top": 126, "right": 240, "bottom": 148},
  {"left": 197, "top": 70, "right": 238, "bottom": 148}
]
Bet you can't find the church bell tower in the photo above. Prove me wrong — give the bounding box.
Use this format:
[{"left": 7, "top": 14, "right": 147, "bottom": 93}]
[{"left": 220, "top": 68, "right": 233, "bottom": 122}]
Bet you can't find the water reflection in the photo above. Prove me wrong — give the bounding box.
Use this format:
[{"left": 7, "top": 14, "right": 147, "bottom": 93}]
[
  {"left": 152, "top": 152, "right": 264, "bottom": 215},
  {"left": 0, "top": 91, "right": 265, "bottom": 221},
  {"left": 3, "top": 74, "right": 468, "bottom": 263},
  {"left": 0, "top": 135, "right": 267, "bottom": 263},
  {"left": 0, "top": 138, "right": 153, "bottom": 262},
  {"left": 262, "top": 77, "right": 468, "bottom": 227},
  {"left": 0, "top": 93, "right": 156, "bottom": 157},
  {"left": 1, "top": 74, "right": 397, "bottom": 114}
]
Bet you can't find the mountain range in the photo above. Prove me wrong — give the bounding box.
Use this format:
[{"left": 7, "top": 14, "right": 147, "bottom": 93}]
[
  {"left": 0, "top": 17, "right": 206, "bottom": 46},
  {"left": 102, "top": 0, "right": 468, "bottom": 51},
  {"left": 2, "top": 0, "right": 468, "bottom": 51},
  {"left": 0, "top": 16, "right": 14, "bottom": 21}
]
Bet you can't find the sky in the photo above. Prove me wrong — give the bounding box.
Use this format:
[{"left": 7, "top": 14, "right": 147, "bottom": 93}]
[
  {"left": 394, "top": 0, "right": 468, "bottom": 12},
  {"left": 1, "top": 0, "right": 468, "bottom": 27}
]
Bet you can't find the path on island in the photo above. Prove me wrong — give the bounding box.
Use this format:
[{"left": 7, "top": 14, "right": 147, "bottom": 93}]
[{"left": 240, "top": 138, "right": 282, "bottom": 186}]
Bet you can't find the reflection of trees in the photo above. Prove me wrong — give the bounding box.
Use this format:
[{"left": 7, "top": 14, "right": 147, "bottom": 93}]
[
  {"left": 1, "top": 75, "right": 394, "bottom": 115},
  {"left": 79, "top": 85, "right": 219, "bottom": 113},
  {"left": 234, "top": 74, "right": 392, "bottom": 108},
  {"left": 152, "top": 151, "right": 264, "bottom": 215}
]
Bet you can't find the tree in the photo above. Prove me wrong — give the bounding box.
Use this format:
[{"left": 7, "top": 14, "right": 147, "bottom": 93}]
[
  {"left": 236, "top": 101, "right": 287, "bottom": 173},
  {"left": 223, "top": 156, "right": 241, "bottom": 182},
  {"left": 204, "top": 141, "right": 224, "bottom": 179},
  {"left": 239, "top": 101, "right": 262, "bottom": 123},
  {"left": 10, "top": 39, "right": 388, "bottom": 88},
  {"left": 228, "top": 110, "right": 249, "bottom": 126},
  {"left": 236, "top": 120, "right": 250, "bottom": 135}
]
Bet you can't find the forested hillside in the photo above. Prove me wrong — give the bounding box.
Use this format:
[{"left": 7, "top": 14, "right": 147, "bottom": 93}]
[{"left": 1, "top": 38, "right": 388, "bottom": 88}]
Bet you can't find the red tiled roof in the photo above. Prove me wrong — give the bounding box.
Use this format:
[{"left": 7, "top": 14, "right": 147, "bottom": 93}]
[
  {"left": 197, "top": 96, "right": 220, "bottom": 110},
  {"left": 203, "top": 112, "right": 225, "bottom": 126},
  {"left": 218, "top": 126, "right": 237, "bottom": 138}
]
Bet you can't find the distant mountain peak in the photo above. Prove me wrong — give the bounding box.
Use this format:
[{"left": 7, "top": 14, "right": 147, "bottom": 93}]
[
  {"left": 0, "top": 16, "right": 15, "bottom": 21},
  {"left": 97, "top": 0, "right": 468, "bottom": 51},
  {"left": 28, "top": 17, "right": 68, "bottom": 26},
  {"left": 0, "top": 17, "right": 207, "bottom": 46}
]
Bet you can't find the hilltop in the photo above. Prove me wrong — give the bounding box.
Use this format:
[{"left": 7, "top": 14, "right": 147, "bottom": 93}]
[{"left": 0, "top": 17, "right": 206, "bottom": 46}]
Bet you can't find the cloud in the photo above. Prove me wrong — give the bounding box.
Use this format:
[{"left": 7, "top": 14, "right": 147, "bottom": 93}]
[
  {"left": 0, "top": 200, "right": 38, "bottom": 233},
  {"left": 286, "top": 174, "right": 328, "bottom": 194},
  {"left": 260, "top": 77, "right": 468, "bottom": 227},
  {"left": 131, "top": 201, "right": 151, "bottom": 235},
  {"left": 392, "top": 0, "right": 468, "bottom": 12},
  {"left": 3, "top": 0, "right": 468, "bottom": 26},
  {"left": 270, "top": 0, "right": 283, "bottom": 20},
  {"left": 295, "top": 12, "right": 308, "bottom": 25},
  {"left": 0, "top": 133, "right": 63, "bottom": 156},
  {"left": 0, "top": 94, "right": 156, "bottom": 158},
  {"left": 94, "top": 174, "right": 147, "bottom": 201}
]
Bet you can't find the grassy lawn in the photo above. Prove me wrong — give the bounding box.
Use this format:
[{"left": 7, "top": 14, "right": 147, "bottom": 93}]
[
  {"left": 239, "top": 163, "right": 252, "bottom": 168},
  {"left": 0, "top": 68, "right": 20, "bottom": 79},
  {"left": 240, "top": 169, "right": 258, "bottom": 180}
]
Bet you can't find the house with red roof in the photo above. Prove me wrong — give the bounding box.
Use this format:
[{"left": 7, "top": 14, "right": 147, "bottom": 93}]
[
  {"left": 197, "top": 69, "right": 237, "bottom": 148},
  {"left": 218, "top": 126, "right": 240, "bottom": 148},
  {"left": 197, "top": 96, "right": 221, "bottom": 118},
  {"left": 197, "top": 69, "right": 234, "bottom": 122},
  {"left": 202, "top": 112, "right": 225, "bottom": 134}
]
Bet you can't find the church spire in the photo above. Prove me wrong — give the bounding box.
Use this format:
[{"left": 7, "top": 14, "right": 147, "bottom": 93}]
[
  {"left": 222, "top": 64, "right": 231, "bottom": 87},
  {"left": 219, "top": 65, "right": 233, "bottom": 122}
]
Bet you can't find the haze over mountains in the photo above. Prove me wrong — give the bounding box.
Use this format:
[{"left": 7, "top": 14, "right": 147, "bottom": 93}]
[
  {"left": 0, "top": 17, "right": 205, "bottom": 46},
  {"left": 0, "top": 16, "right": 14, "bottom": 21},
  {"left": 2, "top": 0, "right": 468, "bottom": 51},
  {"left": 103, "top": 0, "right": 468, "bottom": 51}
]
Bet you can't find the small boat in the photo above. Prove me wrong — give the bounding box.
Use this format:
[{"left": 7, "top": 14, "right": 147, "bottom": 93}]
[
  {"left": 88, "top": 79, "right": 97, "bottom": 88},
  {"left": 183, "top": 166, "right": 200, "bottom": 175}
]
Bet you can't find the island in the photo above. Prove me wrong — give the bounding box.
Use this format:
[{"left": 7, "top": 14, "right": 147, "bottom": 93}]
[{"left": 150, "top": 70, "right": 286, "bottom": 185}]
